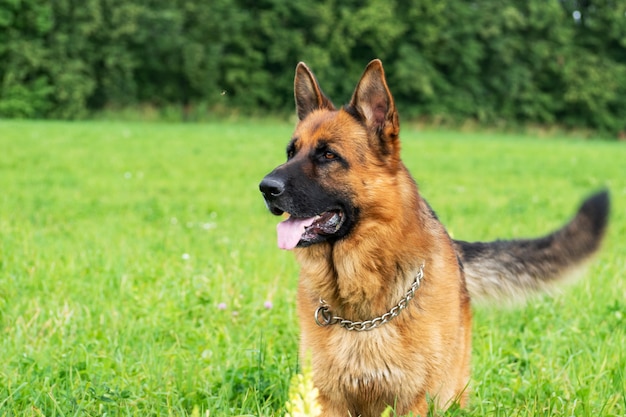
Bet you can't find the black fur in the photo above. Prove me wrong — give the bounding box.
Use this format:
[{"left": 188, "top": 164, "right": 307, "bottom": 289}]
[{"left": 454, "top": 190, "right": 610, "bottom": 300}]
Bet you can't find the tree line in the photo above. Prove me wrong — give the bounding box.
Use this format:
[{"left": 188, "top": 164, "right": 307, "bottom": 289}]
[{"left": 0, "top": 0, "right": 625, "bottom": 135}]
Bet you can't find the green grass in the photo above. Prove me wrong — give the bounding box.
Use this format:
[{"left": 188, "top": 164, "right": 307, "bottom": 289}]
[{"left": 0, "top": 119, "right": 624, "bottom": 416}]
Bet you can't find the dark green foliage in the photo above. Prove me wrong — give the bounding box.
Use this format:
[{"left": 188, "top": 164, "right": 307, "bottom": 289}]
[{"left": 0, "top": 0, "right": 625, "bottom": 134}]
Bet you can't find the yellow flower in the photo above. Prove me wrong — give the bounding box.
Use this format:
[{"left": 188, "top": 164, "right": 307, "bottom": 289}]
[{"left": 284, "top": 356, "right": 321, "bottom": 417}]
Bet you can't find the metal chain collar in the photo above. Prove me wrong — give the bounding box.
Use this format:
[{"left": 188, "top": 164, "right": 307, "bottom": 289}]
[{"left": 314, "top": 264, "right": 425, "bottom": 332}]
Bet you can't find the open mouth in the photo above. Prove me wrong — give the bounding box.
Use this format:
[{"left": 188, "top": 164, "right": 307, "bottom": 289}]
[{"left": 276, "top": 210, "right": 344, "bottom": 250}]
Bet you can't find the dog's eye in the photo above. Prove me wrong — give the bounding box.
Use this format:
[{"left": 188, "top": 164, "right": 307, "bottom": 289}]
[
  {"left": 313, "top": 144, "right": 340, "bottom": 163},
  {"left": 286, "top": 145, "right": 296, "bottom": 160}
]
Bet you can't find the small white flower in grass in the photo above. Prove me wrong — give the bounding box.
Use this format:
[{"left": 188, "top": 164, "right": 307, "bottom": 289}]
[
  {"left": 217, "top": 302, "right": 227, "bottom": 310},
  {"left": 182, "top": 253, "right": 190, "bottom": 260},
  {"left": 264, "top": 301, "right": 273, "bottom": 310},
  {"left": 190, "top": 405, "right": 210, "bottom": 417}
]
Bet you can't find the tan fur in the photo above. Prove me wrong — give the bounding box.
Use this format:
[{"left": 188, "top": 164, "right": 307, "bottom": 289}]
[{"left": 291, "top": 61, "right": 471, "bottom": 416}]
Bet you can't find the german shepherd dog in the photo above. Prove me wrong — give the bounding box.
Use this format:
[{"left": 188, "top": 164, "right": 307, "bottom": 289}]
[{"left": 259, "top": 60, "right": 609, "bottom": 416}]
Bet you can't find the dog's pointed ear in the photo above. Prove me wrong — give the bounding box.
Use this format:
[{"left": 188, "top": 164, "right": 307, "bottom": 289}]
[
  {"left": 294, "top": 62, "right": 335, "bottom": 121},
  {"left": 349, "top": 59, "right": 399, "bottom": 139}
]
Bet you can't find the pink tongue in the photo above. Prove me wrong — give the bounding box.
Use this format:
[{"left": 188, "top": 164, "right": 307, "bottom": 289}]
[{"left": 276, "top": 216, "right": 316, "bottom": 250}]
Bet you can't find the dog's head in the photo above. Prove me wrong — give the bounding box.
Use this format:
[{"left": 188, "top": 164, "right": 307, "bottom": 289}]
[{"left": 259, "top": 60, "right": 403, "bottom": 249}]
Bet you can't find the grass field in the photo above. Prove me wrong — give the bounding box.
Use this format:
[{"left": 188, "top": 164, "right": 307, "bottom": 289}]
[{"left": 0, "top": 119, "right": 624, "bottom": 416}]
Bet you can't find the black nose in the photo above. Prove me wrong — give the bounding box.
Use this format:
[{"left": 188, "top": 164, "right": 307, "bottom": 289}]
[{"left": 259, "top": 176, "right": 285, "bottom": 199}]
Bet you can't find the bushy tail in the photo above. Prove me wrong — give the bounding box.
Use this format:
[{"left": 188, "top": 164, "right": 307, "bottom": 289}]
[{"left": 454, "top": 190, "right": 610, "bottom": 302}]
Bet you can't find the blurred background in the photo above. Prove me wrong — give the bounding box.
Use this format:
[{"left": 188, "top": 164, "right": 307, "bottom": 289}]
[{"left": 0, "top": 0, "right": 625, "bottom": 136}]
